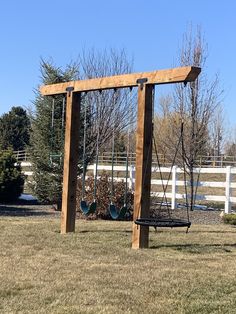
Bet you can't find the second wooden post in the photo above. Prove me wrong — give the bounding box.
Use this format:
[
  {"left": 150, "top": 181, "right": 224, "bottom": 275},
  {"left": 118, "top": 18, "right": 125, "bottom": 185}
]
[
  {"left": 132, "top": 83, "right": 153, "bottom": 249},
  {"left": 61, "top": 91, "right": 81, "bottom": 234}
]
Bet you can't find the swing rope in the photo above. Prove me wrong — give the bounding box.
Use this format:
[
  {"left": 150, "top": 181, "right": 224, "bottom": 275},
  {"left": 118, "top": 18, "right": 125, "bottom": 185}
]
[
  {"left": 81, "top": 101, "right": 87, "bottom": 201},
  {"left": 153, "top": 120, "right": 184, "bottom": 216},
  {"left": 181, "top": 125, "right": 190, "bottom": 220},
  {"left": 93, "top": 127, "right": 100, "bottom": 202},
  {"left": 135, "top": 120, "right": 191, "bottom": 230},
  {"left": 80, "top": 99, "right": 99, "bottom": 215},
  {"left": 50, "top": 97, "right": 55, "bottom": 156},
  {"left": 110, "top": 130, "right": 115, "bottom": 204},
  {"left": 108, "top": 88, "right": 131, "bottom": 220},
  {"left": 50, "top": 96, "right": 65, "bottom": 166},
  {"left": 108, "top": 128, "right": 129, "bottom": 220},
  {"left": 124, "top": 153, "right": 129, "bottom": 207}
]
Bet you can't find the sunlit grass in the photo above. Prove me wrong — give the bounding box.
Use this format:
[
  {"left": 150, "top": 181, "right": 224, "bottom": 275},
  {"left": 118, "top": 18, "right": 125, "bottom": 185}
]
[{"left": 0, "top": 217, "right": 236, "bottom": 313}]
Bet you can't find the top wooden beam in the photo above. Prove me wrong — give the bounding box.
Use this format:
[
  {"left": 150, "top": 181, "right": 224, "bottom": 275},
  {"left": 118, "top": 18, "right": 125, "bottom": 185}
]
[{"left": 40, "top": 66, "right": 201, "bottom": 96}]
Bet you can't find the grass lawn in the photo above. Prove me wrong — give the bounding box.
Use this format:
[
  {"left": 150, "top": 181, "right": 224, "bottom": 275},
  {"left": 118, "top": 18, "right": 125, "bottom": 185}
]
[{"left": 0, "top": 216, "right": 236, "bottom": 313}]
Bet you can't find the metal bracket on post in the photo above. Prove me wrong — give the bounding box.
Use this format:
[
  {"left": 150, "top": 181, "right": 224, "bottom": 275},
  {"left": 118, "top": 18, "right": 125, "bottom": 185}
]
[
  {"left": 66, "top": 86, "right": 74, "bottom": 97},
  {"left": 136, "top": 78, "right": 148, "bottom": 90}
]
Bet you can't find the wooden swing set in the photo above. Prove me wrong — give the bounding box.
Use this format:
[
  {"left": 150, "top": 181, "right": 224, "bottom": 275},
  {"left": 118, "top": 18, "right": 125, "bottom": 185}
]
[{"left": 40, "top": 65, "right": 201, "bottom": 249}]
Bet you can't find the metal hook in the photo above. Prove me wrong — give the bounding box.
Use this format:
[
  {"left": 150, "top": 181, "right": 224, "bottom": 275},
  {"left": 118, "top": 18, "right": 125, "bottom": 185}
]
[
  {"left": 136, "top": 78, "right": 148, "bottom": 90},
  {"left": 66, "top": 86, "right": 74, "bottom": 97}
]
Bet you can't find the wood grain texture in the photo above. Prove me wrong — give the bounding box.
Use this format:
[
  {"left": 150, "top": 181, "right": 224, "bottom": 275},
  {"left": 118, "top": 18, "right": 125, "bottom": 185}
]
[
  {"left": 61, "top": 92, "right": 81, "bottom": 234},
  {"left": 132, "top": 84, "right": 154, "bottom": 249},
  {"left": 40, "top": 66, "right": 201, "bottom": 95}
]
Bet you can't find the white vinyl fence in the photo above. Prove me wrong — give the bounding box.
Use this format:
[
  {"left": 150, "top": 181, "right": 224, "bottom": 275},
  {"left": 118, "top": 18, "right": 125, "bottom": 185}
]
[
  {"left": 86, "top": 164, "right": 236, "bottom": 214},
  {"left": 21, "top": 161, "right": 236, "bottom": 214}
]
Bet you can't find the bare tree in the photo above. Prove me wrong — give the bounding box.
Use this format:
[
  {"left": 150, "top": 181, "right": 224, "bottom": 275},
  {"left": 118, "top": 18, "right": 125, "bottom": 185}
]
[
  {"left": 209, "top": 105, "right": 225, "bottom": 156},
  {"left": 153, "top": 27, "right": 223, "bottom": 210},
  {"left": 174, "top": 26, "right": 223, "bottom": 210},
  {"left": 224, "top": 126, "right": 236, "bottom": 156},
  {"left": 153, "top": 94, "right": 178, "bottom": 165},
  {"left": 30, "top": 50, "right": 135, "bottom": 206},
  {"left": 78, "top": 48, "right": 136, "bottom": 159}
]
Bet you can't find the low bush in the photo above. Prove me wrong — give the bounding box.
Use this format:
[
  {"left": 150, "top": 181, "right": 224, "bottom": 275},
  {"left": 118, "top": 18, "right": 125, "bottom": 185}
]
[
  {"left": 0, "top": 151, "right": 25, "bottom": 202},
  {"left": 76, "top": 173, "right": 133, "bottom": 219},
  {"left": 222, "top": 213, "right": 236, "bottom": 225}
]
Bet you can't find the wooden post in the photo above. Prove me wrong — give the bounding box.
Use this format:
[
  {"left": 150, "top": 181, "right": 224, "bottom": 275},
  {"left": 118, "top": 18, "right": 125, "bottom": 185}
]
[
  {"left": 132, "top": 84, "right": 153, "bottom": 249},
  {"left": 61, "top": 91, "right": 81, "bottom": 234},
  {"left": 225, "top": 166, "right": 232, "bottom": 214},
  {"left": 171, "top": 165, "right": 177, "bottom": 210}
]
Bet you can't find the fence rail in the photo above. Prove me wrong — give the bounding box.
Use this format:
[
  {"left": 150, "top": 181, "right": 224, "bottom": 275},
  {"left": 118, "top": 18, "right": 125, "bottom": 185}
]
[
  {"left": 18, "top": 154, "right": 236, "bottom": 213},
  {"left": 85, "top": 164, "right": 236, "bottom": 214},
  {"left": 9, "top": 150, "right": 236, "bottom": 167}
]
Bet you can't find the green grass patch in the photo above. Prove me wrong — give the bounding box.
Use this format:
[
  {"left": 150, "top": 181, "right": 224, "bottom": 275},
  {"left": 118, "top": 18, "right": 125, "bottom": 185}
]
[{"left": 0, "top": 217, "right": 236, "bottom": 313}]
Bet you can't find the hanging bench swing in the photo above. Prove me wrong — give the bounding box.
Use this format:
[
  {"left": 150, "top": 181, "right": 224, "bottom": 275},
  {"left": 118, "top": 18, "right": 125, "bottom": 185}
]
[
  {"left": 134, "top": 120, "right": 191, "bottom": 231},
  {"left": 80, "top": 103, "right": 99, "bottom": 216}
]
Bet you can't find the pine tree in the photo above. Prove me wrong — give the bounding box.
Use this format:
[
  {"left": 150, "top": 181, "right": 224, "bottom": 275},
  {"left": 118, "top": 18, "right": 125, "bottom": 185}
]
[
  {"left": 0, "top": 106, "right": 30, "bottom": 151},
  {"left": 31, "top": 51, "right": 134, "bottom": 208},
  {"left": 0, "top": 151, "right": 24, "bottom": 201},
  {"left": 30, "top": 60, "right": 85, "bottom": 207}
]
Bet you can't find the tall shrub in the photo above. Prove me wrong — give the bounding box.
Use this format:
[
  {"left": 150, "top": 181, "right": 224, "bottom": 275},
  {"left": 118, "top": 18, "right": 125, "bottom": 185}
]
[{"left": 0, "top": 151, "right": 24, "bottom": 201}]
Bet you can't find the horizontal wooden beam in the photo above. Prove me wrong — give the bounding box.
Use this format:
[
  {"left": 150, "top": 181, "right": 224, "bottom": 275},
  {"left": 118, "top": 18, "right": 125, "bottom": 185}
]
[{"left": 40, "top": 66, "right": 201, "bottom": 96}]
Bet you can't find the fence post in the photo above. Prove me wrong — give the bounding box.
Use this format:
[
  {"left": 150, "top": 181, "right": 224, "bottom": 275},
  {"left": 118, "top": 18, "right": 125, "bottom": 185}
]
[
  {"left": 225, "top": 166, "right": 232, "bottom": 214},
  {"left": 129, "top": 165, "right": 135, "bottom": 190},
  {"left": 93, "top": 163, "right": 96, "bottom": 179},
  {"left": 171, "top": 165, "right": 177, "bottom": 210}
]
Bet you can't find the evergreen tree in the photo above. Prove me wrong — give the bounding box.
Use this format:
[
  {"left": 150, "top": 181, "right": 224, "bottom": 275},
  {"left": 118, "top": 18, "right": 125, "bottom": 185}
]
[
  {"left": 0, "top": 106, "right": 30, "bottom": 151},
  {"left": 30, "top": 60, "right": 85, "bottom": 206},
  {"left": 31, "top": 51, "right": 133, "bottom": 207},
  {"left": 0, "top": 151, "right": 24, "bottom": 201}
]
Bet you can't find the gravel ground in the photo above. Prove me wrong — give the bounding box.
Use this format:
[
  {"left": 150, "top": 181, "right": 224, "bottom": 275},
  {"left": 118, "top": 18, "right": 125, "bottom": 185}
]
[
  {"left": 0, "top": 201, "right": 225, "bottom": 225},
  {"left": 188, "top": 209, "right": 223, "bottom": 225}
]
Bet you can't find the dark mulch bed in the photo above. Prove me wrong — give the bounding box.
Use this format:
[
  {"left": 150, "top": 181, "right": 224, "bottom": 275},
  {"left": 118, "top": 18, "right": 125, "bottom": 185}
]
[
  {"left": 0, "top": 201, "right": 224, "bottom": 225},
  {"left": 150, "top": 205, "right": 224, "bottom": 225},
  {"left": 0, "top": 198, "right": 60, "bottom": 218}
]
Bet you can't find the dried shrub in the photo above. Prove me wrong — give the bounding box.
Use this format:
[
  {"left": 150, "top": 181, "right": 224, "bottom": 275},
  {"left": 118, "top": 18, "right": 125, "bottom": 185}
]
[
  {"left": 76, "top": 172, "right": 133, "bottom": 219},
  {"left": 222, "top": 213, "right": 236, "bottom": 225}
]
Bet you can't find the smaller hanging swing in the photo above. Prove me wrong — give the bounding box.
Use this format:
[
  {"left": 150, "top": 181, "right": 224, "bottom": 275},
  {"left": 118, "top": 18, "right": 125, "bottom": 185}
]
[
  {"left": 135, "top": 120, "right": 191, "bottom": 231},
  {"left": 108, "top": 131, "right": 129, "bottom": 220},
  {"left": 49, "top": 96, "right": 65, "bottom": 165},
  {"left": 80, "top": 102, "right": 99, "bottom": 216}
]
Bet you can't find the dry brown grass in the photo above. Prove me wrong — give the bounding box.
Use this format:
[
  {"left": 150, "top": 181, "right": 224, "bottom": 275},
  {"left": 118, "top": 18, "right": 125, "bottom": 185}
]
[{"left": 0, "top": 216, "right": 236, "bottom": 313}]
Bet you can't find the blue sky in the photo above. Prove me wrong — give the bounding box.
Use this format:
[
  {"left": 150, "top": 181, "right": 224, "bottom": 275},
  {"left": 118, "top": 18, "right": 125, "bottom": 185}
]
[{"left": 0, "top": 0, "right": 235, "bottom": 125}]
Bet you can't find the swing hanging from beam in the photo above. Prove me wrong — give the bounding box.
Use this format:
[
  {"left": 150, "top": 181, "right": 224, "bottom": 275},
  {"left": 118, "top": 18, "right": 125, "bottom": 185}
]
[
  {"left": 40, "top": 66, "right": 201, "bottom": 247},
  {"left": 108, "top": 130, "right": 129, "bottom": 220},
  {"left": 134, "top": 120, "right": 191, "bottom": 230},
  {"left": 108, "top": 88, "right": 133, "bottom": 220},
  {"left": 80, "top": 101, "right": 99, "bottom": 215},
  {"left": 49, "top": 96, "right": 65, "bottom": 165}
]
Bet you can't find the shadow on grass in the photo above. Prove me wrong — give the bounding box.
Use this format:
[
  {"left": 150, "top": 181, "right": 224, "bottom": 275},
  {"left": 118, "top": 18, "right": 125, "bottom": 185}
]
[
  {"left": 150, "top": 242, "right": 236, "bottom": 253},
  {"left": 0, "top": 200, "right": 59, "bottom": 217},
  {"left": 189, "top": 229, "right": 236, "bottom": 234},
  {"left": 149, "top": 227, "right": 236, "bottom": 234},
  {"left": 79, "top": 229, "right": 132, "bottom": 234}
]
